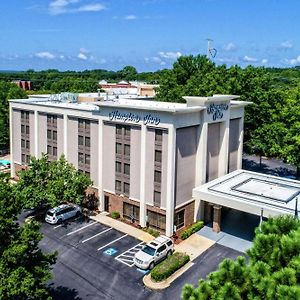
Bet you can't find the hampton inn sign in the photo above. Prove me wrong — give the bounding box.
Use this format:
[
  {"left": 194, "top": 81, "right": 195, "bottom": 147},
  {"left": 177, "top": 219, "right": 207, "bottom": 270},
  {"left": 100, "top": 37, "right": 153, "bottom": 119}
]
[{"left": 109, "top": 110, "right": 161, "bottom": 125}]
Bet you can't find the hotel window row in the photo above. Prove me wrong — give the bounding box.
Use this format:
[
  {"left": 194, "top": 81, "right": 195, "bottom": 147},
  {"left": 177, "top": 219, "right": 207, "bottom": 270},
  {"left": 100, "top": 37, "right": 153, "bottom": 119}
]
[
  {"left": 47, "top": 114, "right": 58, "bottom": 161},
  {"left": 78, "top": 118, "right": 91, "bottom": 177},
  {"left": 153, "top": 129, "right": 163, "bottom": 207},
  {"left": 115, "top": 124, "right": 130, "bottom": 196},
  {"left": 21, "top": 110, "right": 30, "bottom": 164}
]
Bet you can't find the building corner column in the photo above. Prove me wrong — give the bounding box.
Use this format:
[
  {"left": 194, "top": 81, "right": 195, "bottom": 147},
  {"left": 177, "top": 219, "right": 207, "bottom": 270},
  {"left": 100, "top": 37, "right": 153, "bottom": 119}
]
[
  {"left": 213, "top": 205, "right": 222, "bottom": 233},
  {"left": 63, "top": 113, "right": 68, "bottom": 160},
  {"left": 34, "top": 110, "right": 39, "bottom": 158},
  {"left": 98, "top": 120, "right": 104, "bottom": 211},
  {"left": 218, "top": 119, "right": 230, "bottom": 177},
  {"left": 9, "top": 104, "right": 15, "bottom": 178},
  {"left": 139, "top": 124, "right": 147, "bottom": 227},
  {"left": 237, "top": 116, "right": 244, "bottom": 169},
  {"left": 165, "top": 125, "right": 176, "bottom": 236}
]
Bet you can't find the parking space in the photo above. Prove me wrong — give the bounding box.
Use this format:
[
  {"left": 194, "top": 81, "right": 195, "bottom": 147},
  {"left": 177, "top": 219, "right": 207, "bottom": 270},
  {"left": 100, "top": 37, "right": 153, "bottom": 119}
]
[{"left": 42, "top": 215, "right": 145, "bottom": 271}]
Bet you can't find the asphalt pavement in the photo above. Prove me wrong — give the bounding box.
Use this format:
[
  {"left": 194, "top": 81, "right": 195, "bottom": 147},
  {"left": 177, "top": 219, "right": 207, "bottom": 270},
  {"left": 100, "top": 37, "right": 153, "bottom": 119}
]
[{"left": 32, "top": 213, "right": 244, "bottom": 300}]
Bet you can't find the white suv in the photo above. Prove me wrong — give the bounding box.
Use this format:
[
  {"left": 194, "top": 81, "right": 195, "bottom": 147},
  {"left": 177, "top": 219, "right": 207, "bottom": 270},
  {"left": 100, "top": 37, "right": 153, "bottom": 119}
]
[
  {"left": 134, "top": 235, "right": 174, "bottom": 270},
  {"left": 45, "top": 204, "right": 81, "bottom": 224}
]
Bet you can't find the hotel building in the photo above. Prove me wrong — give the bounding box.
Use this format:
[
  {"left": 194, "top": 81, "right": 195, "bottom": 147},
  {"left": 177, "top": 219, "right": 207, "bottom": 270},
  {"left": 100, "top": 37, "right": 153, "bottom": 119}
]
[{"left": 9, "top": 93, "right": 249, "bottom": 236}]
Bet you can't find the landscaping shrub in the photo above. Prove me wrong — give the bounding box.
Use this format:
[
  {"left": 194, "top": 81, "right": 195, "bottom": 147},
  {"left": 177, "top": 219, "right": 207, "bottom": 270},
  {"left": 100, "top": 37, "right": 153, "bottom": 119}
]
[
  {"left": 151, "top": 252, "right": 190, "bottom": 282},
  {"left": 111, "top": 211, "right": 120, "bottom": 219},
  {"left": 143, "top": 227, "right": 160, "bottom": 237},
  {"left": 180, "top": 221, "right": 204, "bottom": 240}
]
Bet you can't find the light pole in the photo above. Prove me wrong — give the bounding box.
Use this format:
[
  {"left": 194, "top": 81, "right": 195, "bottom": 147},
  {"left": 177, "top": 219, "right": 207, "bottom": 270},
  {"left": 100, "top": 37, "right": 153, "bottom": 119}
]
[{"left": 295, "top": 197, "right": 298, "bottom": 219}]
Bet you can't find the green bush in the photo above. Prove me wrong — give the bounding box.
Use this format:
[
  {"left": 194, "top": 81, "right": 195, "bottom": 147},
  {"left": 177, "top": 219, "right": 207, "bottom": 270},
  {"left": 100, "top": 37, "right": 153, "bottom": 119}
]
[
  {"left": 111, "top": 211, "right": 120, "bottom": 219},
  {"left": 151, "top": 252, "right": 190, "bottom": 282},
  {"left": 180, "top": 221, "right": 204, "bottom": 240},
  {"left": 143, "top": 227, "right": 160, "bottom": 237}
]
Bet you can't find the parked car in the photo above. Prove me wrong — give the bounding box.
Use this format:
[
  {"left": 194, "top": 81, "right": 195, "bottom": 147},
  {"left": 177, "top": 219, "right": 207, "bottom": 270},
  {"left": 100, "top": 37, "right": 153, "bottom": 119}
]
[
  {"left": 134, "top": 235, "right": 174, "bottom": 270},
  {"left": 45, "top": 204, "right": 81, "bottom": 224}
]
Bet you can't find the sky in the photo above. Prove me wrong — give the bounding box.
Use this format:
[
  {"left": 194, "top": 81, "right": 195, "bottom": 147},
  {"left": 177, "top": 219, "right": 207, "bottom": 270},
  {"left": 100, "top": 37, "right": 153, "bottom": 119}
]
[{"left": 1, "top": 0, "right": 300, "bottom": 72}]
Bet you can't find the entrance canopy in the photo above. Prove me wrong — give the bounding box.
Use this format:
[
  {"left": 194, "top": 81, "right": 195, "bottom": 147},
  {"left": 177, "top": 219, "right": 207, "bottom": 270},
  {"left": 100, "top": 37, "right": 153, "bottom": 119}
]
[{"left": 193, "top": 170, "right": 300, "bottom": 218}]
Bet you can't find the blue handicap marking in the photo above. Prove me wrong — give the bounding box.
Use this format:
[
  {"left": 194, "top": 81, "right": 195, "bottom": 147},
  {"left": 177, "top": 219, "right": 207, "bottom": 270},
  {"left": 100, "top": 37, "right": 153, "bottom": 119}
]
[
  {"left": 104, "top": 248, "right": 118, "bottom": 256},
  {"left": 136, "top": 268, "right": 150, "bottom": 275}
]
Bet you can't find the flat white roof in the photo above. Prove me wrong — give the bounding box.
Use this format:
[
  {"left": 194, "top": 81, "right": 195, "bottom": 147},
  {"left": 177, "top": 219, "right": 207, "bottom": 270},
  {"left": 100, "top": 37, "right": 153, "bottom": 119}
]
[
  {"left": 193, "top": 170, "right": 300, "bottom": 217},
  {"left": 9, "top": 93, "right": 247, "bottom": 114}
]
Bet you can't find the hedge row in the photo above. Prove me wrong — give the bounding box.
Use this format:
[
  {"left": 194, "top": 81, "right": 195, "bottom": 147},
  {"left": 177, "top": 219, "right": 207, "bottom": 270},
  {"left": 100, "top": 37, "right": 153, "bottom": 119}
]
[
  {"left": 142, "top": 227, "right": 160, "bottom": 237},
  {"left": 180, "top": 221, "right": 204, "bottom": 240},
  {"left": 151, "top": 252, "right": 190, "bottom": 282}
]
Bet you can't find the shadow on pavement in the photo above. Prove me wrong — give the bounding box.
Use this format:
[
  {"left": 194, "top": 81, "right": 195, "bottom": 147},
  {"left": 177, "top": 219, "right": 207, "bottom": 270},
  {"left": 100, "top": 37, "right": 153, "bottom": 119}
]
[{"left": 49, "top": 285, "right": 81, "bottom": 300}]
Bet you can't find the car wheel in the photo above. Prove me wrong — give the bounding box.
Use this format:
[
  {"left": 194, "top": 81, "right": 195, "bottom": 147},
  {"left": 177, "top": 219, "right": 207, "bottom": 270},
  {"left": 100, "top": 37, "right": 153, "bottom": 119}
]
[
  {"left": 57, "top": 218, "right": 63, "bottom": 224},
  {"left": 149, "top": 262, "right": 155, "bottom": 270},
  {"left": 75, "top": 211, "right": 81, "bottom": 217},
  {"left": 167, "top": 250, "right": 172, "bottom": 257}
]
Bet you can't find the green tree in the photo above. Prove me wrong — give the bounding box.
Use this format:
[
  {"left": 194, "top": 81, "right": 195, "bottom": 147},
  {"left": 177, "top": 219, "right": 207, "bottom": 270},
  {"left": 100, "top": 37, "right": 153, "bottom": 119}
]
[
  {"left": 15, "top": 154, "right": 92, "bottom": 209},
  {"left": 0, "top": 173, "right": 56, "bottom": 299},
  {"left": 0, "top": 81, "right": 27, "bottom": 149},
  {"left": 182, "top": 216, "right": 300, "bottom": 300}
]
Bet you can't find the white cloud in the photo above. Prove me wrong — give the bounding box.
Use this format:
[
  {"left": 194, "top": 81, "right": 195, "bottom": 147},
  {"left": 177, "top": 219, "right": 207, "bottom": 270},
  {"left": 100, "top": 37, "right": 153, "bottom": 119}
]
[
  {"left": 285, "top": 55, "right": 300, "bottom": 65},
  {"left": 223, "top": 42, "right": 236, "bottom": 52},
  {"left": 35, "top": 51, "right": 55, "bottom": 59},
  {"left": 261, "top": 58, "right": 268, "bottom": 64},
  {"left": 124, "top": 15, "right": 137, "bottom": 20},
  {"left": 243, "top": 55, "right": 258, "bottom": 63},
  {"left": 48, "top": 0, "right": 105, "bottom": 15},
  {"left": 158, "top": 51, "right": 181, "bottom": 59},
  {"left": 280, "top": 41, "right": 293, "bottom": 49},
  {"left": 77, "top": 52, "right": 88, "bottom": 60}
]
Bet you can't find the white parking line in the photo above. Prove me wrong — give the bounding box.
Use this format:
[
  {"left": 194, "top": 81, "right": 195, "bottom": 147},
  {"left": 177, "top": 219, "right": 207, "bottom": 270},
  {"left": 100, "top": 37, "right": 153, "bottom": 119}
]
[
  {"left": 66, "top": 222, "right": 97, "bottom": 236},
  {"left": 115, "top": 241, "right": 146, "bottom": 267},
  {"left": 97, "top": 234, "right": 128, "bottom": 251},
  {"left": 81, "top": 227, "right": 112, "bottom": 243}
]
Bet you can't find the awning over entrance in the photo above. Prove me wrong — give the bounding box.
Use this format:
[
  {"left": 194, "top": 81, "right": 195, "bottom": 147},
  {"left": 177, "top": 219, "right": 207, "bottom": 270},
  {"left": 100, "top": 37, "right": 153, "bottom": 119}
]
[{"left": 193, "top": 169, "right": 300, "bottom": 218}]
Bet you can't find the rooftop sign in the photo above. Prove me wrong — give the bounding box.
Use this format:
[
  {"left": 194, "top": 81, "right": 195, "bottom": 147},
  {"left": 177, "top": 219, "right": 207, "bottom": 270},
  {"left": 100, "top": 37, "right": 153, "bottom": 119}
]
[
  {"left": 207, "top": 103, "right": 229, "bottom": 121},
  {"left": 109, "top": 110, "right": 160, "bottom": 125}
]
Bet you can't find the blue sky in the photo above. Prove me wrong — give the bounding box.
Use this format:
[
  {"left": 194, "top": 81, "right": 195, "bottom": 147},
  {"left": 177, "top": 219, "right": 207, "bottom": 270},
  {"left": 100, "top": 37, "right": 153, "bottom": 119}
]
[{"left": 1, "top": 0, "right": 300, "bottom": 71}]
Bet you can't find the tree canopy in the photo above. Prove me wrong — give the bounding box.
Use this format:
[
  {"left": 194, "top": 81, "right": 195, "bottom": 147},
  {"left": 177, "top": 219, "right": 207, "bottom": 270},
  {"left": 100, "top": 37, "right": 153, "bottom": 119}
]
[
  {"left": 0, "top": 173, "right": 56, "bottom": 299},
  {"left": 182, "top": 215, "right": 300, "bottom": 300},
  {"left": 14, "top": 154, "right": 93, "bottom": 209}
]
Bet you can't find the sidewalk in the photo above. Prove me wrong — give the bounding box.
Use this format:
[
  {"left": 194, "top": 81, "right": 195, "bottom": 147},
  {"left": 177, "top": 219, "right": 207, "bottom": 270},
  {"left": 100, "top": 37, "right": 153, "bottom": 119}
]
[{"left": 90, "top": 212, "right": 215, "bottom": 290}]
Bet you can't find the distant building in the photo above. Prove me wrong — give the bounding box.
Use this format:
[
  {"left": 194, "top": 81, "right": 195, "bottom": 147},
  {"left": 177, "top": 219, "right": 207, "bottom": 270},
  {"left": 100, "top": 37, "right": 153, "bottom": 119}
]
[
  {"left": 99, "top": 81, "right": 158, "bottom": 97},
  {"left": 12, "top": 80, "right": 32, "bottom": 91}
]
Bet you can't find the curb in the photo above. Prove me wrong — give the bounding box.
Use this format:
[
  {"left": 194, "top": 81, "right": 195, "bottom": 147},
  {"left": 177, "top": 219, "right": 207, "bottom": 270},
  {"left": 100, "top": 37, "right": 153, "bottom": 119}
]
[{"left": 143, "top": 261, "right": 194, "bottom": 290}]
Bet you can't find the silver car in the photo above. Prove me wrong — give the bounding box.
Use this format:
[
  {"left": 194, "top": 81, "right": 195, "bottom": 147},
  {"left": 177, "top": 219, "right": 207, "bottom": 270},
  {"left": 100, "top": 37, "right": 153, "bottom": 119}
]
[
  {"left": 45, "top": 204, "right": 81, "bottom": 224},
  {"left": 134, "top": 235, "right": 174, "bottom": 270}
]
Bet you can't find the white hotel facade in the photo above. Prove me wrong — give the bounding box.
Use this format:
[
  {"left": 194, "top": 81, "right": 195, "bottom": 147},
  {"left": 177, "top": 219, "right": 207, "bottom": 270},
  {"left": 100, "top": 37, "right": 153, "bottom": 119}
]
[{"left": 9, "top": 93, "right": 249, "bottom": 236}]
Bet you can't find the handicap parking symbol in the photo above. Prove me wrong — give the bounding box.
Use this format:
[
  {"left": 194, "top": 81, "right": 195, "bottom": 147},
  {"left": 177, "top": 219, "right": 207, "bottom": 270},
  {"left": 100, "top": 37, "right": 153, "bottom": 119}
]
[{"left": 104, "top": 248, "right": 118, "bottom": 256}]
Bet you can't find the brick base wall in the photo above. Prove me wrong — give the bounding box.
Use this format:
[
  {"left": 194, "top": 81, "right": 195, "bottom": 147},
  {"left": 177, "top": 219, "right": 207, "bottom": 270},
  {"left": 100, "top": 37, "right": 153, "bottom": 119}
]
[{"left": 174, "top": 200, "right": 195, "bottom": 235}]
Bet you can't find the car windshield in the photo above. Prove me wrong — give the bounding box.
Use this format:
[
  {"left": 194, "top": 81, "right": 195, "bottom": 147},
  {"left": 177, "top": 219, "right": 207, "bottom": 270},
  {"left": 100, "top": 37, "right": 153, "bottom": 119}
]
[
  {"left": 142, "top": 245, "right": 156, "bottom": 256},
  {"left": 47, "top": 211, "right": 54, "bottom": 217}
]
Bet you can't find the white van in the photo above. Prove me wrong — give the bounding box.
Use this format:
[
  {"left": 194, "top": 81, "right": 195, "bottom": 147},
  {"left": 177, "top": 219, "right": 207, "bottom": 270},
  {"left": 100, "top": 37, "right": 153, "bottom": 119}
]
[{"left": 45, "top": 204, "right": 81, "bottom": 224}]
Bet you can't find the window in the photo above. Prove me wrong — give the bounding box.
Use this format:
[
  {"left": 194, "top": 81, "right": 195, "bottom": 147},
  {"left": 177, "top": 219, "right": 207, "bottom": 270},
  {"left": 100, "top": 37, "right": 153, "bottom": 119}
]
[
  {"left": 154, "top": 191, "right": 161, "bottom": 207},
  {"left": 47, "top": 130, "right": 52, "bottom": 139},
  {"left": 85, "top": 120, "right": 90, "bottom": 130},
  {"left": 21, "top": 139, "right": 25, "bottom": 148},
  {"left": 78, "top": 119, "right": 84, "bottom": 129},
  {"left": 124, "top": 182, "right": 130, "bottom": 195},
  {"left": 78, "top": 152, "right": 84, "bottom": 164},
  {"left": 21, "top": 125, "right": 25, "bottom": 134},
  {"left": 116, "top": 124, "right": 122, "bottom": 135},
  {"left": 147, "top": 210, "right": 166, "bottom": 230},
  {"left": 115, "top": 180, "right": 122, "bottom": 192},
  {"left": 154, "top": 170, "right": 161, "bottom": 183},
  {"left": 26, "top": 112, "right": 29, "bottom": 120},
  {"left": 47, "top": 145, "right": 52, "bottom": 155},
  {"left": 26, "top": 126, "right": 30, "bottom": 135},
  {"left": 123, "top": 203, "right": 139, "bottom": 221},
  {"left": 85, "top": 137, "right": 90, "bottom": 147},
  {"left": 85, "top": 171, "right": 90, "bottom": 177},
  {"left": 85, "top": 154, "right": 90, "bottom": 165},
  {"left": 155, "top": 129, "right": 162, "bottom": 142},
  {"left": 158, "top": 245, "right": 166, "bottom": 253},
  {"left": 78, "top": 135, "right": 84, "bottom": 146},
  {"left": 53, "top": 131, "right": 57, "bottom": 141},
  {"left": 124, "top": 144, "right": 130, "bottom": 156},
  {"left": 116, "top": 143, "right": 122, "bottom": 154},
  {"left": 26, "top": 155, "right": 30, "bottom": 163},
  {"left": 26, "top": 140, "right": 30, "bottom": 150},
  {"left": 21, "top": 111, "right": 25, "bottom": 120},
  {"left": 53, "top": 147, "right": 57, "bottom": 157},
  {"left": 155, "top": 150, "right": 162, "bottom": 163},
  {"left": 115, "top": 161, "right": 122, "bottom": 173},
  {"left": 174, "top": 210, "right": 185, "bottom": 229},
  {"left": 124, "top": 163, "right": 130, "bottom": 175},
  {"left": 21, "top": 154, "right": 25, "bottom": 163},
  {"left": 124, "top": 126, "right": 130, "bottom": 137}
]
